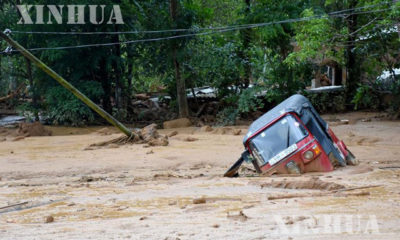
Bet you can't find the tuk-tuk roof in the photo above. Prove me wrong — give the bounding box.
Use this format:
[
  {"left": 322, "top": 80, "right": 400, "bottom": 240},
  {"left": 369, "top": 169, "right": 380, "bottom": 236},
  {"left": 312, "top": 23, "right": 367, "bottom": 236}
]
[{"left": 243, "top": 94, "right": 312, "bottom": 144}]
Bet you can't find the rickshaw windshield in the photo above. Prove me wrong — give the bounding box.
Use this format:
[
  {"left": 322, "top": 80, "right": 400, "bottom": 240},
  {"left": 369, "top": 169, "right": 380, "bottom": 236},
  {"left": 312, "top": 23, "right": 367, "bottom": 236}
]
[{"left": 250, "top": 115, "right": 308, "bottom": 166}]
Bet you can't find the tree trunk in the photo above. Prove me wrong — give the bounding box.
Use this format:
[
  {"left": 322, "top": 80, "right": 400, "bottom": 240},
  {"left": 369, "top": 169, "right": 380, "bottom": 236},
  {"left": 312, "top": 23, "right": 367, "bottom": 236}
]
[
  {"left": 345, "top": 0, "right": 360, "bottom": 95},
  {"left": 99, "top": 58, "right": 112, "bottom": 114},
  {"left": 241, "top": 0, "right": 252, "bottom": 88},
  {"left": 112, "top": 30, "right": 124, "bottom": 111},
  {"left": 25, "top": 58, "right": 39, "bottom": 121},
  {"left": 170, "top": 0, "right": 189, "bottom": 118}
]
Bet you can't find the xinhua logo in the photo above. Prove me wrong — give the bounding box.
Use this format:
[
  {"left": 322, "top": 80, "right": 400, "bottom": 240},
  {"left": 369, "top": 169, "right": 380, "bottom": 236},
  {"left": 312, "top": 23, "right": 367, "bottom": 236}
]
[
  {"left": 16, "top": 5, "right": 124, "bottom": 25},
  {"left": 272, "top": 214, "right": 380, "bottom": 235}
]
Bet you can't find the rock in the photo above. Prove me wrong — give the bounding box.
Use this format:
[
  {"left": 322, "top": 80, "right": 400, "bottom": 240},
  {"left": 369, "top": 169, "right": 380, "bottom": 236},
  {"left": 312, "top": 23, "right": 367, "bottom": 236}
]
[
  {"left": 184, "top": 137, "right": 198, "bottom": 142},
  {"left": 140, "top": 123, "right": 160, "bottom": 142},
  {"left": 200, "top": 125, "right": 213, "bottom": 132},
  {"left": 193, "top": 198, "right": 206, "bottom": 204},
  {"left": 0, "top": 137, "right": 6, "bottom": 142},
  {"left": 167, "top": 131, "right": 178, "bottom": 137},
  {"left": 212, "top": 224, "right": 220, "bottom": 228},
  {"left": 163, "top": 118, "right": 192, "bottom": 129},
  {"left": 45, "top": 216, "right": 54, "bottom": 223},
  {"left": 139, "top": 216, "right": 147, "bottom": 220},
  {"left": 147, "top": 136, "right": 169, "bottom": 146}
]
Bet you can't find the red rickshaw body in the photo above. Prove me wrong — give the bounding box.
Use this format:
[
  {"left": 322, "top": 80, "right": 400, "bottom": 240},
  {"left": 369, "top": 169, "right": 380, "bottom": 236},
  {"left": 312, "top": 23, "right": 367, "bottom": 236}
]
[
  {"left": 245, "top": 112, "right": 334, "bottom": 175},
  {"left": 224, "top": 94, "right": 355, "bottom": 177}
]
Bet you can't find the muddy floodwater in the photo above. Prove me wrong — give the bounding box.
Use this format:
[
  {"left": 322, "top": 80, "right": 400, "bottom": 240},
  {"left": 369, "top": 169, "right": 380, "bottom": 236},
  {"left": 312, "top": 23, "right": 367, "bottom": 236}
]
[{"left": 0, "top": 112, "right": 400, "bottom": 239}]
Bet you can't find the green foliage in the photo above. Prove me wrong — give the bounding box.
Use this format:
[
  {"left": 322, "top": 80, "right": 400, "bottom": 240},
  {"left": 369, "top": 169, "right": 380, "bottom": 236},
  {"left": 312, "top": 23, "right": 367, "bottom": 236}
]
[
  {"left": 237, "top": 87, "right": 264, "bottom": 113},
  {"left": 1, "top": 0, "right": 400, "bottom": 125},
  {"left": 305, "top": 91, "right": 346, "bottom": 113},
  {"left": 216, "top": 106, "right": 239, "bottom": 126},
  {"left": 352, "top": 83, "right": 381, "bottom": 110},
  {"left": 45, "top": 81, "right": 104, "bottom": 126},
  {"left": 388, "top": 76, "right": 400, "bottom": 117},
  {"left": 285, "top": 8, "right": 345, "bottom": 66}
]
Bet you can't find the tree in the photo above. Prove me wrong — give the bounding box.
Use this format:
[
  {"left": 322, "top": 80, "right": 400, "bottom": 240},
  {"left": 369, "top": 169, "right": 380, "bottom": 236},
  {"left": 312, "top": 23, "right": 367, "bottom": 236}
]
[{"left": 170, "top": 0, "right": 189, "bottom": 118}]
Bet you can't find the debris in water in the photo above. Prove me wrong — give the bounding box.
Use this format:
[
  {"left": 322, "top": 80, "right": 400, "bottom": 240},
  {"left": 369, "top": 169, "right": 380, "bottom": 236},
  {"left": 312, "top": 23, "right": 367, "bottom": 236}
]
[
  {"left": 163, "top": 118, "right": 192, "bottom": 129},
  {"left": 260, "top": 178, "right": 345, "bottom": 191},
  {"left": 146, "top": 149, "right": 154, "bottom": 154},
  {"left": 12, "top": 136, "right": 25, "bottom": 141},
  {"left": 227, "top": 211, "right": 248, "bottom": 222},
  {"left": 184, "top": 137, "right": 198, "bottom": 142},
  {"left": 200, "top": 125, "right": 213, "bottom": 132},
  {"left": 167, "top": 130, "right": 178, "bottom": 137},
  {"left": 193, "top": 198, "right": 206, "bottom": 204},
  {"left": 16, "top": 122, "right": 52, "bottom": 137},
  {"left": 88, "top": 123, "right": 169, "bottom": 148},
  {"left": 45, "top": 215, "right": 54, "bottom": 223}
]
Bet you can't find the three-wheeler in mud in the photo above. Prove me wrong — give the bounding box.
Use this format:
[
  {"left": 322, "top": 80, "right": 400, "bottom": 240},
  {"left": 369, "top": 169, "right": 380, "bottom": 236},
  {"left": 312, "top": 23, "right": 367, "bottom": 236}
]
[{"left": 225, "top": 94, "right": 357, "bottom": 177}]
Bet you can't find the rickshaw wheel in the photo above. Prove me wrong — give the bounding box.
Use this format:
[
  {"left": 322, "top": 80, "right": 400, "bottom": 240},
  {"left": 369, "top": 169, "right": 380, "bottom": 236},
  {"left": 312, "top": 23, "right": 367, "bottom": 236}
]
[{"left": 346, "top": 150, "right": 358, "bottom": 166}]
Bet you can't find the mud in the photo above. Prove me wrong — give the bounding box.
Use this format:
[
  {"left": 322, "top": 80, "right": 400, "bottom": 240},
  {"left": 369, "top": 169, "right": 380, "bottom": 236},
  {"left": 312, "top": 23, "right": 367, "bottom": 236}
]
[
  {"left": 16, "top": 122, "right": 52, "bottom": 137},
  {"left": 163, "top": 118, "right": 192, "bottom": 129},
  {"left": 260, "top": 178, "right": 346, "bottom": 191},
  {"left": 0, "top": 111, "right": 400, "bottom": 239}
]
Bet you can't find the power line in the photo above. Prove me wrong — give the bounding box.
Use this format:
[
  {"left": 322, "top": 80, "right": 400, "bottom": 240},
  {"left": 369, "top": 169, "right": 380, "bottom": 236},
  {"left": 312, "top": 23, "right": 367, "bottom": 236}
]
[
  {"left": 0, "top": 6, "right": 396, "bottom": 54},
  {"left": 9, "top": 1, "right": 392, "bottom": 36}
]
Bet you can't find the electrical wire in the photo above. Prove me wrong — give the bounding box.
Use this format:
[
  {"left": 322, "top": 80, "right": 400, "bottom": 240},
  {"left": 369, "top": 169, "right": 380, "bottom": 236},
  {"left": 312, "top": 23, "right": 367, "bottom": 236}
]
[
  {"left": 10, "top": 1, "right": 393, "bottom": 35},
  {"left": 0, "top": 5, "right": 397, "bottom": 54}
]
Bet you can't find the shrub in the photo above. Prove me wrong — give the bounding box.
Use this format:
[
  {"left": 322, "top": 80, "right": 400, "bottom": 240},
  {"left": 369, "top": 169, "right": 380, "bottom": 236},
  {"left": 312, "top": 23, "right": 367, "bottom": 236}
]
[
  {"left": 352, "top": 84, "right": 381, "bottom": 110},
  {"left": 216, "top": 106, "right": 239, "bottom": 126},
  {"left": 45, "top": 81, "right": 104, "bottom": 126},
  {"left": 237, "top": 87, "right": 264, "bottom": 113},
  {"left": 305, "top": 91, "right": 346, "bottom": 113}
]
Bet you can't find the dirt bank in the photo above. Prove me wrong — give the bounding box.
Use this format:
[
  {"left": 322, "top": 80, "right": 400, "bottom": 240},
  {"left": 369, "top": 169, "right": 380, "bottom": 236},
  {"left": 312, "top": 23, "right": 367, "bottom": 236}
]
[{"left": 0, "top": 111, "right": 399, "bottom": 239}]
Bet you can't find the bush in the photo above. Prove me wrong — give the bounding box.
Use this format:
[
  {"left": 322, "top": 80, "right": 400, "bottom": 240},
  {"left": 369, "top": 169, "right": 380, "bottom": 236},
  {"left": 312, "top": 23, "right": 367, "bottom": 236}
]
[
  {"left": 352, "top": 84, "right": 381, "bottom": 110},
  {"left": 45, "top": 81, "right": 104, "bottom": 126},
  {"left": 305, "top": 91, "right": 346, "bottom": 113},
  {"left": 387, "top": 76, "right": 400, "bottom": 117},
  {"left": 237, "top": 87, "right": 264, "bottom": 113},
  {"left": 216, "top": 106, "right": 239, "bottom": 126}
]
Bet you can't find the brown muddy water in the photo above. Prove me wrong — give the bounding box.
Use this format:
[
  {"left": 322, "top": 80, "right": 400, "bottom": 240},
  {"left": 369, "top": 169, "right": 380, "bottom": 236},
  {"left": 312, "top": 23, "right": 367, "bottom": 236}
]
[{"left": 0, "top": 111, "right": 399, "bottom": 239}]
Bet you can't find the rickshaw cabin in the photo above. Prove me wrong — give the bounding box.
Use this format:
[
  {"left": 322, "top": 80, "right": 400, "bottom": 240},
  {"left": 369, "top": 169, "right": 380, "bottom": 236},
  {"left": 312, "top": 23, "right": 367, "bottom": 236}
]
[{"left": 243, "top": 94, "right": 347, "bottom": 174}]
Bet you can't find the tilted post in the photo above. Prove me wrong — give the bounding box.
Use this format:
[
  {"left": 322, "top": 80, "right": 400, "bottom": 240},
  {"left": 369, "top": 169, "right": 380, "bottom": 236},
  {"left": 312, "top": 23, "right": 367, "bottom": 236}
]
[{"left": 0, "top": 30, "right": 133, "bottom": 137}]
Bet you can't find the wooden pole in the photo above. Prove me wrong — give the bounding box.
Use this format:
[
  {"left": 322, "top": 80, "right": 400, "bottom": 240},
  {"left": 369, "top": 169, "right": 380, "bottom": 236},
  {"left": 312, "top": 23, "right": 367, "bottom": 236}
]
[{"left": 0, "top": 31, "right": 133, "bottom": 137}]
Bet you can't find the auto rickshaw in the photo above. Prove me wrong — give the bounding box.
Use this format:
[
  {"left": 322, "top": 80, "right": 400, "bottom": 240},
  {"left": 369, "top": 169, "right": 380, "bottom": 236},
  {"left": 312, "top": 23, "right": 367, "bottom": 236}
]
[{"left": 225, "top": 94, "right": 357, "bottom": 177}]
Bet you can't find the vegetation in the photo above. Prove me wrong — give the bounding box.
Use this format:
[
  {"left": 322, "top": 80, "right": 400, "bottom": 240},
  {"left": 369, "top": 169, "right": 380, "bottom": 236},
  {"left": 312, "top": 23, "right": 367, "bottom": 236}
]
[{"left": 0, "top": 0, "right": 399, "bottom": 125}]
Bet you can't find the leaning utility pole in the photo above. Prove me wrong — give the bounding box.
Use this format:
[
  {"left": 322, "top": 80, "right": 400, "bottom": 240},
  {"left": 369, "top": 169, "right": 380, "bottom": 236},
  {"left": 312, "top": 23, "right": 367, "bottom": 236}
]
[{"left": 0, "top": 30, "right": 134, "bottom": 138}]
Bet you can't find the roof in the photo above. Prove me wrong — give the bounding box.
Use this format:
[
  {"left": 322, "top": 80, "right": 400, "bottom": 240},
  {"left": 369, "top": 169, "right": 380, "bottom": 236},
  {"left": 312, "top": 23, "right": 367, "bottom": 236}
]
[{"left": 243, "top": 94, "right": 312, "bottom": 144}]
